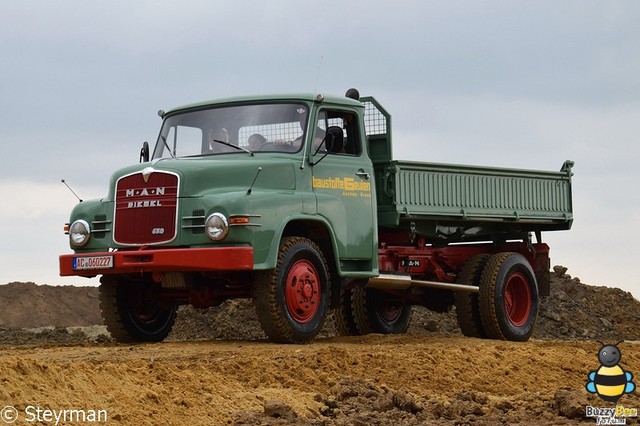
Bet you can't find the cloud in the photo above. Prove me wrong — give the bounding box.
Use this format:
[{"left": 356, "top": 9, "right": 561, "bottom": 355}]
[
  {"left": 0, "top": 180, "right": 104, "bottom": 286},
  {"left": 388, "top": 93, "right": 640, "bottom": 170},
  {"left": 0, "top": 1, "right": 639, "bottom": 299}
]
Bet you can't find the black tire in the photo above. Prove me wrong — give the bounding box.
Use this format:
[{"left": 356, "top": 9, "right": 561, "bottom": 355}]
[
  {"left": 254, "top": 237, "right": 331, "bottom": 343},
  {"left": 99, "top": 275, "right": 177, "bottom": 343},
  {"left": 478, "top": 253, "right": 539, "bottom": 341},
  {"left": 333, "top": 280, "right": 364, "bottom": 336},
  {"left": 352, "top": 286, "right": 412, "bottom": 334},
  {"left": 455, "top": 254, "right": 491, "bottom": 338}
]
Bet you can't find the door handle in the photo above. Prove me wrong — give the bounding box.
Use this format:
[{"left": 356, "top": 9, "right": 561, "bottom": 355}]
[{"left": 356, "top": 169, "right": 370, "bottom": 180}]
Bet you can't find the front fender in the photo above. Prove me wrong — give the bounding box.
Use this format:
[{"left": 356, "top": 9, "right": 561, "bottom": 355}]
[
  {"left": 256, "top": 214, "right": 341, "bottom": 271},
  {"left": 257, "top": 214, "right": 377, "bottom": 279}
]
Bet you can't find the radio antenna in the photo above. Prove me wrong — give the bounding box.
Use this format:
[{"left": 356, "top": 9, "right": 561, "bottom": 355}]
[
  {"left": 61, "top": 179, "right": 83, "bottom": 202},
  {"left": 313, "top": 55, "right": 323, "bottom": 93}
]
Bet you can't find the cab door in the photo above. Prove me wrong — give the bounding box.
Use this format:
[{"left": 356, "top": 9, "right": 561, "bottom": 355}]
[{"left": 310, "top": 109, "right": 376, "bottom": 267}]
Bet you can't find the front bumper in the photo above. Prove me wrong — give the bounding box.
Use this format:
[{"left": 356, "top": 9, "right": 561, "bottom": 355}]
[{"left": 59, "top": 246, "right": 254, "bottom": 277}]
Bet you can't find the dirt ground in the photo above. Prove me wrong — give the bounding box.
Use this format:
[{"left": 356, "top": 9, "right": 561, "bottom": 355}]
[{"left": 1, "top": 267, "right": 639, "bottom": 425}]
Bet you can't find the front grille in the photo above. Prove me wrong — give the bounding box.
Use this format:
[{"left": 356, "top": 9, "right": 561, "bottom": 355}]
[{"left": 113, "top": 170, "right": 179, "bottom": 245}]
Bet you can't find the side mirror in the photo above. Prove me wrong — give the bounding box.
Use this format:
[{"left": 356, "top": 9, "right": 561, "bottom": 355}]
[
  {"left": 323, "top": 126, "right": 344, "bottom": 153},
  {"left": 140, "top": 141, "right": 149, "bottom": 163},
  {"left": 310, "top": 127, "right": 344, "bottom": 166}
]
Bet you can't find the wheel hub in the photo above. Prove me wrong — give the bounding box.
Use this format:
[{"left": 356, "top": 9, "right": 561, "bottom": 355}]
[{"left": 302, "top": 283, "right": 313, "bottom": 299}]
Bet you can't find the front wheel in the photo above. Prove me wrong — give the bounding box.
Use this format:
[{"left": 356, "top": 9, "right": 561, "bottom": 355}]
[
  {"left": 478, "top": 253, "right": 539, "bottom": 341},
  {"left": 254, "top": 237, "right": 331, "bottom": 343},
  {"left": 99, "top": 275, "right": 177, "bottom": 343}
]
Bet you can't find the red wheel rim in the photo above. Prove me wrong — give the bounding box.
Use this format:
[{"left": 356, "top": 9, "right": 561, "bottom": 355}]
[
  {"left": 504, "top": 272, "right": 531, "bottom": 327},
  {"left": 380, "top": 303, "right": 402, "bottom": 323},
  {"left": 128, "top": 287, "right": 163, "bottom": 324},
  {"left": 285, "top": 259, "right": 321, "bottom": 323}
]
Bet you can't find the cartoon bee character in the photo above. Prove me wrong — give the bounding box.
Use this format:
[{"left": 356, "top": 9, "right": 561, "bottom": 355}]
[{"left": 586, "top": 341, "right": 636, "bottom": 403}]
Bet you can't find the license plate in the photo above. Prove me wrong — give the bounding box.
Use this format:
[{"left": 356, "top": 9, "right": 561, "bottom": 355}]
[{"left": 73, "top": 255, "right": 114, "bottom": 270}]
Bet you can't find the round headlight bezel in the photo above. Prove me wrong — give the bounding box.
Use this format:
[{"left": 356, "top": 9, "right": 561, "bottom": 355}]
[
  {"left": 205, "top": 213, "right": 229, "bottom": 241},
  {"left": 69, "top": 219, "right": 91, "bottom": 248}
]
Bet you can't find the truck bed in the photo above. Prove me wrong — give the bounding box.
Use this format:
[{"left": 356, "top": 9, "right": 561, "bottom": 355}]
[{"left": 374, "top": 159, "right": 574, "bottom": 242}]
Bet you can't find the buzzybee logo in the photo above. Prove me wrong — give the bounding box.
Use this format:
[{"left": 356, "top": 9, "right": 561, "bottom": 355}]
[{"left": 585, "top": 341, "right": 635, "bottom": 403}]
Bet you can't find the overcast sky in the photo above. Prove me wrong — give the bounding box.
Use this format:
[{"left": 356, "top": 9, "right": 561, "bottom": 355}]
[{"left": 1, "top": 1, "right": 639, "bottom": 300}]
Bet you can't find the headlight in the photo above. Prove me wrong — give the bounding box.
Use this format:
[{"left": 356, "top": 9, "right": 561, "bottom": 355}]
[
  {"left": 69, "top": 220, "right": 91, "bottom": 248},
  {"left": 205, "top": 213, "right": 229, "bottom": 241}
]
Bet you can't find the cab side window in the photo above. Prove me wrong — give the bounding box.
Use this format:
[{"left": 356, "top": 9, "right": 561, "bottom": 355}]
[{"left": 313, "top": 110, "right": 361, "bottom": 156}]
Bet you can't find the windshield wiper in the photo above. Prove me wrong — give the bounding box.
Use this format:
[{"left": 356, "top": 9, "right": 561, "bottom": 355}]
[
  {"left": 160, "top": 135, "right": 176, "bottom": 159},
  {"left": 211, "top": 139, "right": 254, "bottom": 156}
]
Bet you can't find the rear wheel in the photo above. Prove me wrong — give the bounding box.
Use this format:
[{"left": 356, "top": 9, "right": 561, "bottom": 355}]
[
  {"left": 254, "top": 237, "right": 330, "bottom": 343},
  {"left": 333, "top": 280, "right": 365, "bottom": 336},
  {"left": 455, "top": 254, "right": 491, "bottom": 338},
  {"left": 99, "top": 275, "right": 177, "bottom": 343},
  {"left": 478, "top": 253, "right": 539, "bottom": 341},
  {"left": 352, "top": 287, "right": 412, "bottom": 334}
]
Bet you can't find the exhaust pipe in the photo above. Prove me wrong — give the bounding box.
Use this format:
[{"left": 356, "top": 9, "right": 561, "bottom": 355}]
[{"left": 367, "top": 274, "right": 479, "bottom": 293}]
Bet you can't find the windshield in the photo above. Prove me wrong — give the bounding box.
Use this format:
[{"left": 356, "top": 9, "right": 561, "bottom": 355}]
[{"left": 152, "top": 103, "right": 309, "bottom": 159}]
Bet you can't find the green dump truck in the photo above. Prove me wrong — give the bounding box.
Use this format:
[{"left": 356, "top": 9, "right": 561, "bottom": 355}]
[{"left": 60, "top": 89, "right": 574, "bottom": 344}]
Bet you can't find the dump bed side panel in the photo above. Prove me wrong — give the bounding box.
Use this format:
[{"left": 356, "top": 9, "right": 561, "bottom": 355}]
[{"left": 376, "top": 160, "right": 573, "bottom": 232}]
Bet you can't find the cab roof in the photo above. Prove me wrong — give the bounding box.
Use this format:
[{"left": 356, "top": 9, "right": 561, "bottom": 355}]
[{"left": 166, "top": 93, "right": 365, "bottom": 115}]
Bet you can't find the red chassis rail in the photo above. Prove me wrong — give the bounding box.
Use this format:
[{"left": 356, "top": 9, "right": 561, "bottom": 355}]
[
  {"left": 59, "top": 246, "right": 254, "bottom": 277},
  {"left": 376, "top": 233, "right": 551, "bottom": 296}
]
